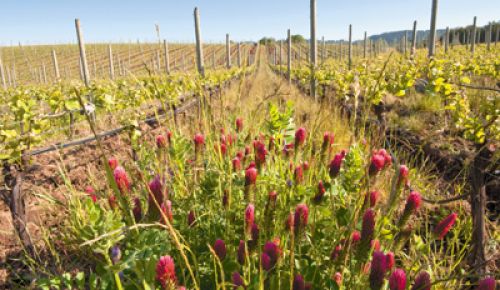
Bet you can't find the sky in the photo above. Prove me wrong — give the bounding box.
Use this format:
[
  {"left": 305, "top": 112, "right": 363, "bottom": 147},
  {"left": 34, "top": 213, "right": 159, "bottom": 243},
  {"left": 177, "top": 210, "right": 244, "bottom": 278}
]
[{"left": 0, "top": 0, "right": 498, "bottom": 45}]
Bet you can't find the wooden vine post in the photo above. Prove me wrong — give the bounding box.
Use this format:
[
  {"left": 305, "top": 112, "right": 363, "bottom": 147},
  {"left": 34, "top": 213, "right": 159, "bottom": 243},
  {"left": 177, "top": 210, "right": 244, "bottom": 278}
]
[
  {"left": 75, "top": 19, "right": 91, "bottom": 87},
  {"left": 155, "top": 50, "right": 161, "bottom": 74},
  {"left": 278, "top": 42, "right": 282, "bottom": 74},
  {"left": 108, "top": 45, "right": 115, "bottom": 80},
  {"left": 226, "top": 33, "right": 231, "bottom": 69},
  {"left": 51, "top": 49, "right": 60, "bottom": 81},
  {"left": 403, "top": 32, "right": 407, "bottom": 55},
  {"left": 363, "top": 31, "right": 367, "bottom": 58},
  {"left": 495, "top": 26, "right": 499, "bottom": 46},
  {"left": 37, "top": 67, "right": 41, "bottom": 84},
  {"left": 486, "top": 22, "right": 492, "bottom": 51},
  {"left": 6, "top": 67, "right": 12, "bottom": 87},
  {"left": 321, "top": 36, "right": 325, "bottom": 63},
  {"left": 444, "top": 26, "right": 450, "bottom": 53},
  {"left": 411, "top": 20, "right": 417, "bottom": 57},
  {"left": 78, "top": 58, "right": 84, "bottom": 81},
  {"left": 182, "top": 53, "right": 186, "bottom": 71},
  {"left": 348, "top": 24, "right": 352, "bottom": 70},
  {"left": 164, "top": 40, "right": 170, "bottom": 74},
  {"left": 287, "top": 29, "right": 292, "bottom": 83},
  {"left": 194, "top": 7, "right": 205, "bottom": 77},
  {"left": 0, "top": 54, "right": 6, "bottom": 89},
  {"left": 237, "top": 42, "right": 241, "bottom": 68},
  {"left": 310, "top": 0, "right": 317, "bottom": 100},
  {"left": 471, "top": 16, "right": 477, "bottom": 54},
  {"left": 212, "top": 50, "right": 216, "bottom": 69},
  {"left": 370, "top": 39, "right": 373, "bottom": 58},
  {"left": 75, "top": 18, "right": 93, "bottom": 126},
  {"left": 465, "top": 30, "right": 468, "bottom": 46},
  {"left": 428, "top": 0, "right": 438, "bottom": 58},
  {"left": 339, "top": 40, "right": 343, "bottom": 61},
  {"left": 451, "top": 29, "right": 455, "bottom": 49},
  {"left": 42, "top": 63, "right": 47, "bottom": 84},
  {"left": 274, "top": 46, "right": 277, "bottom": 66},
  {"left": 10, "top": 65, "right": 15, "bottom": 88},
  {"left": 279, "top": 40, "right": 283, "bottom": 67},
  {"left": 193, "top": 6, "right": 206, "bottom": 125}
]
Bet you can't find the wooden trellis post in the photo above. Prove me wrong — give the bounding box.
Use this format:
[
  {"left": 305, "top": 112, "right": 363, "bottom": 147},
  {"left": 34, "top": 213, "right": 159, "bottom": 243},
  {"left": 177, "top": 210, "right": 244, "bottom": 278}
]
[
  {"left": 37, "top": 67, "right": 42, "bottom": 84},
  {"left": 226, "top": 33, "right": 231, "bottom": 69},
  {"left": 75, "top": 18, "right": 96, "bottom": 125},
  {"left": 339, "top": 41, "right": 343, "bottom": 61},
  {"left": 108, "top": 45, "right": 114, "bottom": 80},
  {"left": 310, "top": 0, "right": 317, "bottom": 100},
  {"left": 42, "top": 63, "right": 47, "bottom": 84},
  {"left": 321, "top": 36, "right": 325, "bottom": 63},
  {"left": 75, "top": 19, "right": 90, "bottom": 87},
  {"left": 444, "top": 26, "right": 450, "bottom": 53},
  {"left": 471, "top": 16, "right": 477, "bottom": 54},
  {"left": 464, "top": 29, "right": 470, "bottom": 49},
  {"left": 152, "top": 56, "right": 157, "bottom": 74},
  {"left": 212, "top": 49, "right": 216, "bottom": 69},
  {"left": 279, "top": 40, "right": 283, "bottom": 66},
  {"left": 0, "top": 54, "right": 6, "bottom": 89},
  {"left": 156, "top": 50, "right": 161, "bottom": 73},
  {"left": 237, "top": 42, "right": 241, "bottom": 68},
  {"left": 274, "top": 47, "right": 277, "bottom": 65},
  {"left": 11, "top": 65, "right": 16, "bottom": 88},
  {"left": 164, "top": 40, "right": 170, "bottom": 74},
  {"left": 194, "top": 7, "right": 205, "bottom": 77},
  {"left": 451, "top": 30, "right": 455, "bottom": 48},
  {"left": 369, "top": 39, "right": 373, "bottom": 58},
  {"left": 363, "top": 31, "right": 367, "bottom": 58},
  {"left": 51, "top": 49, "right": 60, "bottom": 81},
  {"left": 403, "top": 36, "right": 406, "bottom": 53},
  {"left": 78, "top": 58, "right": 84, "bottom": 82},
  {"left": 287, "top": 29, "right": 292, "bottom": 83},
  {"left": 411, "top": 20, "right": 417, "bottom": 57},
  {"left": 495, "top": 26, "right": 499, "bottom": 46},
  {"left": 7, "top": 67, "right": 12, "bottom": 87},
  {"left": 428, "top": 0, "right": 438, "bottom": 57},
  {"left": 348, "top": 24, "right": 352, "bottom": 70},
  {"left": 486, "top": 22, "right": 492, "bottom": 50}
]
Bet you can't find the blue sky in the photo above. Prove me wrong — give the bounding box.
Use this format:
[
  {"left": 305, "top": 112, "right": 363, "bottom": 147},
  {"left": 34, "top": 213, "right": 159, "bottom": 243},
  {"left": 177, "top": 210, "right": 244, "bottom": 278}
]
[{"left": 0, "top": 0, "right": 498, "bottom": 45}]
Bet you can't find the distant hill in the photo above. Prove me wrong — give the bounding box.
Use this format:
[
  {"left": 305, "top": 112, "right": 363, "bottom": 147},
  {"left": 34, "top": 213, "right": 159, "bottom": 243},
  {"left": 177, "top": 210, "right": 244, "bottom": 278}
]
[
  {"left": 324, "top": 21, "right": 499, "bottom": 44},
  {"left": 367, "top": 29, "right": 445, "bottom": 44},
  {"left": 276, "top": 21, "right": 499, "bottom": 45},
  {"left": 322, "top": 30, "right": 444, "bottom": 44}
]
